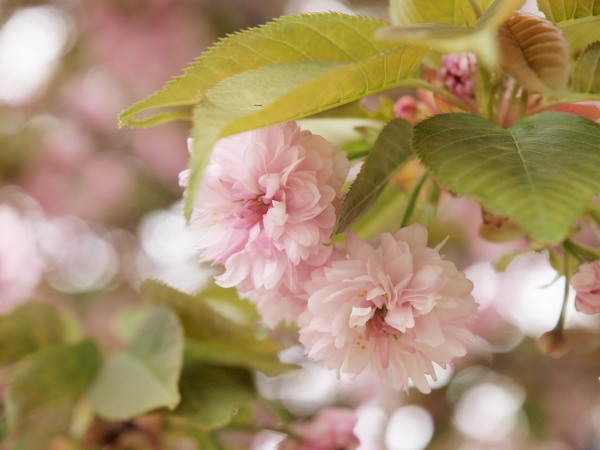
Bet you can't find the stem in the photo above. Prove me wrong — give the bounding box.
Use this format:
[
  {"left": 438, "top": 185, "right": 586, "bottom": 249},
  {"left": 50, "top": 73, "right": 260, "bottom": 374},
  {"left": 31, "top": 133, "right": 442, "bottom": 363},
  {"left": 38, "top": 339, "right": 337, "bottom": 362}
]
[
  {"left": 563, "top": 240, "right": 585, "bottom": 264},
  {"left": 492, "top": 81, "right": 504, "bottom": 125},
  {"left": 475, "top": 64, "right": 492, "bottom": 120},
  {"left": 502, "top": 80, "right": 521, "bottom": 127},
  {"left": 482, "top": 83, "right": 495, "bottom": 122},
  {"left": 555, "top": 249, "right": 571, "bottom": 332},
  {"left": 588, "top": 204, "right": 600, "bottom": 228},
  {"left": 526, "top": 99, "right": 572, "bottom": 116},
  {"left": 408, "top": 80, "right": 474, "bottom": 113},
  {"left": 466, "top": 0, "right": 484, "bottom": 19},
  {"left": 401, "top": 171, "right": 428, "bottom": 228},
  {"left": 564, "top": 239, "right": 600, "bottom": 261}
]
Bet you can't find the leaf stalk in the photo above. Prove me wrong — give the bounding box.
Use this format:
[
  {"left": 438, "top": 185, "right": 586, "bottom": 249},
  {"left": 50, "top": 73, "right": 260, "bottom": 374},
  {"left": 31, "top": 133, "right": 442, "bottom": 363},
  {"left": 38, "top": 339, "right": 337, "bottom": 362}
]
[{"left": 400, "top": 171, "right": 428, "bottom": 228}]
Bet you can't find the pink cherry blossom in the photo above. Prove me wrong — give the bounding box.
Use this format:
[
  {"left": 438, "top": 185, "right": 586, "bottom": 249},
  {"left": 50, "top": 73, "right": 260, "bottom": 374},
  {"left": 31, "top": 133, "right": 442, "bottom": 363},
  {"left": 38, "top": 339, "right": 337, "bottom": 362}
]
[
  {"left": 240, "top": 244, "right": 347, "bottom": 328},
  {"left": 0, "top": 205, "right": 43, "bottom": 313},
  {"left": 190, "top": 121, "right": 350, "bottom": 325},
  {"left": 281, "top": 408, "right": 360, "bottom": 450},
  {"left": 299, "top": 224, "right": 477, "bottom": 393},
  {"left": 439, "top": 52, "right": 477, "bottom": 97},
  {"left": 571, "top": 261, "right": 600, "bottom": 314}
]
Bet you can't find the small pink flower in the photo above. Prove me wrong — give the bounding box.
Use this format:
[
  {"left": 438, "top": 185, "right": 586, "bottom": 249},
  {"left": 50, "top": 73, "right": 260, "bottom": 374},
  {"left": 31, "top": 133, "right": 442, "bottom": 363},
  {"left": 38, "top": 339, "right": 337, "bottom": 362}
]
[
  {"left": 571, "top": 261, "right": 600, "bottom": 314},
  {"left": 439, "top": 52, "right": 477, "bottom": 97},
  {"left": 281, "top": 408, "right": 360, "bottom": 450},
  {"left": 0, "top": 205, "right": 43, "bottom": 313},
  {"left": 299, "top": 224, "right": 477, "bottom": 393},
  {"left": 393, "top": 95, "right": 417, "bottom": 119},
  {"left": 190, "top": 122, "right": 350, "bottom": 325}
]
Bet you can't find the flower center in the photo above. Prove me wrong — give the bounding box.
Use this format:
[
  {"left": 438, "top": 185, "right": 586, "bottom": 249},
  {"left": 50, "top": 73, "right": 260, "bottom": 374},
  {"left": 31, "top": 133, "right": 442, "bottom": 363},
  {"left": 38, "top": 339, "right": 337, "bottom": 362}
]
[
  {"left": 371, "top": 307, "right": 401, "bottom": 335},
  {"left": 235, "top": 197, "right": 269, "bottom": 228}
]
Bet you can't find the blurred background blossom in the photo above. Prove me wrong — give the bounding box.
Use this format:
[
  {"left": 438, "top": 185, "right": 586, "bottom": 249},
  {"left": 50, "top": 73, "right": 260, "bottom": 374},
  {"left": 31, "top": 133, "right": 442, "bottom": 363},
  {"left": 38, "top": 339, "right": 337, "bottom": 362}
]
[{"left": 1, "top": 1, "right": 599, "bottom": 449}]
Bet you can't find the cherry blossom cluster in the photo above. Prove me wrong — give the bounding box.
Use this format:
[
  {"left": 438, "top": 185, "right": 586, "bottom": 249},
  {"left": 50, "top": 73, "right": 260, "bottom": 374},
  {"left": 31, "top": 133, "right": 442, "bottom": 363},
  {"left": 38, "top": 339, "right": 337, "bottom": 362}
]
[{"left": 186, "top": 121, "right": 480, "bottom": 393}]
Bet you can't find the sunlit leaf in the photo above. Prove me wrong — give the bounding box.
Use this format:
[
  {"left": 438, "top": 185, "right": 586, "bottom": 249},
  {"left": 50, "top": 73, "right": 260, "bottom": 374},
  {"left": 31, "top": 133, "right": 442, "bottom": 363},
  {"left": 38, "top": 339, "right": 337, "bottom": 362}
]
[
  {"left": 334, "top": 119, "right": 414, "bottom": 233},
  {"left": 176, "top": 363, "right": 256, "bottom": 431},
  {"left": 89, "top": 306, "right": 184, "bottom": 420},
  {"left": 5, "top": 340, "right": 100, "bottom": 431},
  {"left": 0, "top": 303, "right": 75, "bottom": 365},
  {"left": 498, "top": 11, "right": 570, "bottom": 93},
  {"left": 538, "top": 0, "right": 600, "bottom": 22},
  {"left": 184, "top": 43, "right": 427, "bottom": 218},
  {"left": 572, "top": 41, "right": 600, "bottom": 93},
  {"left": 537, "top": 0, "right": 600, "bottom": 53},
  {"left": 204, "top": 61, "right": 346, "bottom": 113},
  {"left": 376, "top": 0, "right": 525, "bottom": 68},
  {"left": 389, "top": 0, "right": 494, "bottom": 26},
  {"left": 308, "top": 97, "right": 396, "bottom": 122},
  {"left": 414, "top": 112, "right": 600, "bottom": 244},
  {"left": 119, "top": 13, "right": 401, "bottom": 127}
]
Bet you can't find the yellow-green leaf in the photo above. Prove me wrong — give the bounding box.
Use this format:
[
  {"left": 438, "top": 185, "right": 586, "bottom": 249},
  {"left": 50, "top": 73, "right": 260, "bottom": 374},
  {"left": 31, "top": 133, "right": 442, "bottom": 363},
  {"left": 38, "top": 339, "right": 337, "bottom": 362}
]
[
  {"left": 537, "top": 0, "right": 600, "bottom": 53},
  {"left": 498, "top": 11, "right": 570, "bottom": 93},
  {"left": 389, "top": 0, "right": 494, "bottom": 26},
  {"left": 119, "top": 13, "right": 398, "bottom": 127},
  {"left": 572, "top": 41, "right": 600, "bottom": 93},
  {"left": 376, "top": 0, "right": 525, "bottom": 68},
  {"left": 538, "top": 0, "right": 600, "bottom": 22}
]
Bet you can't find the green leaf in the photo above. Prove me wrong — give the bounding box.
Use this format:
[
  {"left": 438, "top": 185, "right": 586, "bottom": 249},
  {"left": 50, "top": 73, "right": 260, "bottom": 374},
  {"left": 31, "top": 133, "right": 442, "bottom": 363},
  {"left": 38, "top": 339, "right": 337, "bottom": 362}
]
[
  {"left": 141, "top": 279, "right": 258, "bottom": 340},
  {"left": 204, "top": 61, "right": 347, "bottom": 113},
  {"left": 376, "top": 0, "right": 525, "bottom": 68},
  {"left": 5, "top": 339, "right": 100, "bottom": 431},
  {"left": 537, "top": 0, "right": 600, "bottom": 53},
  {"left": 351, "top": 184, "right": 409, "bottom": 240},
  {"left": 89, "top": 306, "right": 184, "bottom": 420},
  {"left": 334, "top": 119, "right": 414, "bottom": 233},
  {"left": 119, "top": 13, "right": 402, "bottom": 127},
  {"left": 538, "top": 0, "right": 600, "bottom": 22},
  {"left": 0, "top": 303, "right": 75, "bottom": 365},
  {"left": 572, "top": 41, "right": 600, "bottom": 93},
  {"left": 389, "top": 0, "right": 494, "bottom": 26},
  {"left": 220, "top": 45, "right": 425, "bottom": 136},
  {"left": 414, "top": 112, "right": 600, "bottom": 244},
  {"left": 185, "top": 339, "right": 292, "bottom": 376},
  {"left": 189, "top": 431, "right": 223, "bottom": 450},
  {"left": 176, "top": 363, "right": 256, "bottom": 431},
  {"left": 141, "top": 280, "right": 293, "bottom": 375},
  {"left": 184, "top": 43, "right": 427, "bottom": 218},
  {"left": 308, "top": 97, "right": 396, "bottom": 122}
]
